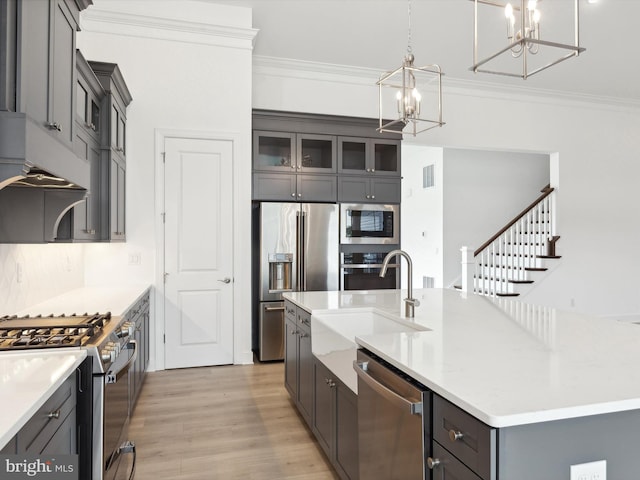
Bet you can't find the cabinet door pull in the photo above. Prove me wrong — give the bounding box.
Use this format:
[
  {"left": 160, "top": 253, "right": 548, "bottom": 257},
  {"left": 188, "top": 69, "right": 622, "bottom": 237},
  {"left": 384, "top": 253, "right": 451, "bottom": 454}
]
[
  {"left": 449, "top": 429, "right": 464, "bottom": 442},
  {"left": 46, "top": 122, "right": 62, "bottom": 132},
  {"left": 426, "top": 457, "right": 440, "bottom": 469},
  {"left": 48, "top": 409, "right": 61, "bottom": 419}
]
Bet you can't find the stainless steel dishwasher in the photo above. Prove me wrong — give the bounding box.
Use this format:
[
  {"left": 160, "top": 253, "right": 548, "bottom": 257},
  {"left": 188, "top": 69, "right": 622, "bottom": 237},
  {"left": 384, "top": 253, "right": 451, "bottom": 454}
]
[{"left": 354, "top": 349, "right": 430, "bottom": 480}]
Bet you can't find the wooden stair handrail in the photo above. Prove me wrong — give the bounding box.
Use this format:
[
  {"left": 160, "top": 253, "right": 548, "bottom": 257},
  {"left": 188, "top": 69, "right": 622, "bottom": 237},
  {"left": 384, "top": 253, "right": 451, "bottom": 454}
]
[{"left": 474, "top": 185, "right": 554, "bottom": 257}]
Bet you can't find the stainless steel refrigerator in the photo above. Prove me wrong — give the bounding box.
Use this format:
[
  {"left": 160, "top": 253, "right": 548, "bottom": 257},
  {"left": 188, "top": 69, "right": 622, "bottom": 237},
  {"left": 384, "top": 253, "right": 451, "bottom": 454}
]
[{"left": 256, "top": 202, "right": 339, "bottom": 361}]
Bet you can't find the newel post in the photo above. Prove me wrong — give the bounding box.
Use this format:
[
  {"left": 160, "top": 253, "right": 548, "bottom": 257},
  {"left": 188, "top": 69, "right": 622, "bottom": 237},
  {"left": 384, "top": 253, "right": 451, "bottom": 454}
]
[{"left": 460, "top": 246, "right": 474, "bottom": 293}]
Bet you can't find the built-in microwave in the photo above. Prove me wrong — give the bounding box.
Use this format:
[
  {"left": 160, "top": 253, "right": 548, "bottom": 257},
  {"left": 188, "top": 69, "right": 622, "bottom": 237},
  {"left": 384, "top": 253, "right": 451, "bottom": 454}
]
[{"left": 340, "top": 203, "right": 399, "bottom": 244}]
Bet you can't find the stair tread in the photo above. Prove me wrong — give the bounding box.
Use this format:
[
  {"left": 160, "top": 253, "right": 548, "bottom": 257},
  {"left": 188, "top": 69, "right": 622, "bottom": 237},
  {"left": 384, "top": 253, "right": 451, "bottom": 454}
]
[
  {"left": 508, "top": 280, "right": 534, "bottom": 284},
  {"left": 525, "top": 267, "right": 548, "bottom": 271},
  {"left": 537, "top": 255, "right": 562, "bottom": 259}
]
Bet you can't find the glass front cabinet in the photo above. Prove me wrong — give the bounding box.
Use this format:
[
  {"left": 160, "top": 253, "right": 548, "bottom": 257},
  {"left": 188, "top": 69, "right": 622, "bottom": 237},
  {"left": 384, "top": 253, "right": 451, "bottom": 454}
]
[{"left": 338, "top": 137, "right": 400, "bottom": 176}]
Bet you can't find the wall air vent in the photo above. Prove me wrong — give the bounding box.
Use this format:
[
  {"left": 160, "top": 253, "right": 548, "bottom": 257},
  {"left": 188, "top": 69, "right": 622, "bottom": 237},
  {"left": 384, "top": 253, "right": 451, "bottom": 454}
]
[{"left": 423, "top": 164, "right": 435, "bottom": 188}]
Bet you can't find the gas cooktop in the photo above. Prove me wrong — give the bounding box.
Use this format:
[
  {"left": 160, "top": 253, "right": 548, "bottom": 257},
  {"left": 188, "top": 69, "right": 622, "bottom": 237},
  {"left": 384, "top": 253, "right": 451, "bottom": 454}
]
[{"left": 0, "top": 313, "right": 111, "bottom": 351}]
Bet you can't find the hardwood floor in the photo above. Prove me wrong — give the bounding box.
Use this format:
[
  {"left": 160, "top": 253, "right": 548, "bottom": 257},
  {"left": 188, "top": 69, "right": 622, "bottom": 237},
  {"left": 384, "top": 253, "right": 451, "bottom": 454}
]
[{"left": 128, "top": 361, "right": 339, "bottom": 480}]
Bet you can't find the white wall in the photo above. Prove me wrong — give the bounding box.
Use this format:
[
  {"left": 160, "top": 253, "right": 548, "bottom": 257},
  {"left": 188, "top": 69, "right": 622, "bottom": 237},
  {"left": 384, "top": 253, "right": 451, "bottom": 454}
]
[
  {"left": 442, "top": 148, "right": 549, "bottom": 286},
  {"left": 77, "top": 0, "right": 255, "bottom": 367},
  {"left": 253, "top": 59, "right": 640, "bottom": 317},
  {"left": 400, "top": 145, "right": 444, "bottom": 288}
]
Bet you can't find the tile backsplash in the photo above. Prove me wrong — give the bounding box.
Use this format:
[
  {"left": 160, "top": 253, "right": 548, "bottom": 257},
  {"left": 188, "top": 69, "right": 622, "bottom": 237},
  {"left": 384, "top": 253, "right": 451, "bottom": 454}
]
[{"left": 0, "top": 244, "right": 84, "bottom": 315}]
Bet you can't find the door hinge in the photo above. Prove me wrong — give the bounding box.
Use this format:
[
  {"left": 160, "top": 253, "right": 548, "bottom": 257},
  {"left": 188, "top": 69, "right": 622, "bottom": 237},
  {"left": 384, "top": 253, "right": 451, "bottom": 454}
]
[
  {"left": 161, "top": 152, "right": 166, "bottom": 163},
  {"left": 161, "top": 212, "right": 166, "bottom": 223},
  {"left": 163, "top": 334, "right": 166, "bottom": 344}
]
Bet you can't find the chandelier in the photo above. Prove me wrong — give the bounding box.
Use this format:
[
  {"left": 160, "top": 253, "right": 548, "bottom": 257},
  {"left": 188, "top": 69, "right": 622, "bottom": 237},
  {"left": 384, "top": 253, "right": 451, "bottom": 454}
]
[
  {"left": 377, "top": 0, "right": 444, "bottom": 136},
  {"left": 470, "top": 0, "right": 586, "bottom": 79}
]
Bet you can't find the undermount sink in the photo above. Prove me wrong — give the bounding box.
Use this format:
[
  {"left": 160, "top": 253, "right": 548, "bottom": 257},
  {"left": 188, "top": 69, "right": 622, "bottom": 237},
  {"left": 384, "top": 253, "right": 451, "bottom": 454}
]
[{"left": 315, "top": 309, "right": 428, "bottom": 341}]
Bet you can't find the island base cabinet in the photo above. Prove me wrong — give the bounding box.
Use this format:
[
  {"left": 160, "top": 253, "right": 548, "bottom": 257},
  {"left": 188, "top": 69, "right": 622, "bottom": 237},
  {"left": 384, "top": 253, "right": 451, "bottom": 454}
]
[
  {"left": 430, "top": 442, "right": 483, "bottom": 480},
  {"left": 334, "top": 381, "right": 358, "bottom": 480},
  {"left": 313, "top": 356, "right": 359, "bottom": 480},
  {"left": 283, "top": 300, "right": 313, "bottom": 428},
  {"left": 497, "top": 408, "right": 640, "bottom": 480},
  {"left": 3, "top": 371, "right": 79, "bottom": 458}
]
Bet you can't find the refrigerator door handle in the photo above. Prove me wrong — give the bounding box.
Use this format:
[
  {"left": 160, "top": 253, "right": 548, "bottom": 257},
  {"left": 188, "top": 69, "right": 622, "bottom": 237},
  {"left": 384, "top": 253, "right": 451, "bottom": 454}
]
[
  {"left": 296, "top": 211, "right": 302, "bottom": 292},
  {"left": 300, "top": 211, "right": 306, "bottom": 291}
]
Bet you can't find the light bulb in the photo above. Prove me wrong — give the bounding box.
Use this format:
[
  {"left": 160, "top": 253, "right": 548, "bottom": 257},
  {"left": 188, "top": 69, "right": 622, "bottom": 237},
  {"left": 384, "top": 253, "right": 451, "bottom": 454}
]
[
  {"left": 527, "top": 0, "right": 537, "bottom": 11},
  {"left": 505, "top": 3, "right": 513, "bottom": 18},
  {"left": 412, "top": 88, "right": 421, "bottom": 102},
  {"left": 533, "top": 9, "right": 541, "bottom": 23}
]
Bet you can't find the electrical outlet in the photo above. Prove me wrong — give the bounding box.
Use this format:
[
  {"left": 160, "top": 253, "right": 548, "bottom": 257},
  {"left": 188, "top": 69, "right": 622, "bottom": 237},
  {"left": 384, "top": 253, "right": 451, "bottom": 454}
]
[{"left": 570, "top": 460, "right": 606, "bottom": 480}]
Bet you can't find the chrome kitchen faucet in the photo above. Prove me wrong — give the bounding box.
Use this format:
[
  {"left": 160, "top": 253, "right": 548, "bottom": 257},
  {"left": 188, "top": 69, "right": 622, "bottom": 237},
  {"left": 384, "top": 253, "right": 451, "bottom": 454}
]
[{"left": 380, "top": 249, "right": 420, "bottom": 317}]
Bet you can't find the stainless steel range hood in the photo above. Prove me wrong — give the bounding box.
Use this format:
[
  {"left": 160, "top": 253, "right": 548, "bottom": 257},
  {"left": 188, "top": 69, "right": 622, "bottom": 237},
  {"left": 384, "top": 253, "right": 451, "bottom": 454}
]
[{"left": 0, "top": 113, "right": 90, "bottom": 243}]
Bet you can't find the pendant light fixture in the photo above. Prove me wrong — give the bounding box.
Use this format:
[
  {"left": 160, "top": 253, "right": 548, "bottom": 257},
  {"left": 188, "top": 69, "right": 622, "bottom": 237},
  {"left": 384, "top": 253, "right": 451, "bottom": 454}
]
[
  {"left": 470, "top": 0, "right": 586, "bottom": 79},
  {"left": 377, "top": 0, "right": 444, "bottom": 136}
]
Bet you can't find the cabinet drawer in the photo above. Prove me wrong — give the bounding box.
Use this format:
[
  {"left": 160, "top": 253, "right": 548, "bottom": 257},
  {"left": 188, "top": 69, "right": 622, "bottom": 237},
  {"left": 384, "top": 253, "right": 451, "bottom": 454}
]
[
  {"left": 297, "top": 308, "right": 311, "bottom": 332},
  {"left": 284, "top": 301, "right": 296, "bottom": 323},
  {"left": 433, "top": 395, "right": 496, "bottom": 480},
  {"left": 430, "top": 441, "right": 483, "bottom": 480},
  {"left": 18, "top": 374, "right": 76, "bottom": 454}
]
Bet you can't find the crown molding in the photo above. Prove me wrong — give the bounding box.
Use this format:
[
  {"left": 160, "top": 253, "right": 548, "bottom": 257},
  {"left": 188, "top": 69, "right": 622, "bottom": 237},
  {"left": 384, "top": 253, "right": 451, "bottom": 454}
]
[
  {"left": 80, "top": 9, "right": 258, "bottom": 50},
  {"left": 253, "top": 55, "right": 640, "bottom": 113}
]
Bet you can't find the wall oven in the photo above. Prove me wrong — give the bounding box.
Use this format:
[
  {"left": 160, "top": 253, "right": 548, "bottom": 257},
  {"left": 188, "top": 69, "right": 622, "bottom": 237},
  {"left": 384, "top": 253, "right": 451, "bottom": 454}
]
[
  {"left": 341, "top": 251, "right": 399, "bottom": 291},
  {"left": 340, "top": 204, "right": 399, "bottom": 245}
]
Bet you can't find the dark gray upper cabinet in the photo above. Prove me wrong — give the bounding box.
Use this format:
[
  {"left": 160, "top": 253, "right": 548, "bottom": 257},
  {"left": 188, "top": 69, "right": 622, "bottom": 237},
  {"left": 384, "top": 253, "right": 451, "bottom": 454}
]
[
  {"left": 57, "top": 50, "right": 105, "bottom": 242},
  {"left": 252, "top": 130, "right": 338, "bottom": 202},
  {"left": 253, "top": 130, "right": 337, "bottom": 174},
  {"left": 252, "top": 111, "right": 401, "bottom": 204},
  {"left": 253, "top": 172, "right": 337, "bottom": 202},
  {"left": 57, "top": 53, "right": 132, "bottom": 243},
  {"left": 338, "top": 137, "right": 400, "bottom": 176},
  {"left": 0, "top": 0, "right": 93, "bottom": 243},
  {"left": 18, "top": 0, "right": 91, "bottom": 150},
  {"left": 337, "top": 176, "right": 401, "bottom": 204},
  {"left": 88, "top": 61, "right": 132, "bottom": 242}
]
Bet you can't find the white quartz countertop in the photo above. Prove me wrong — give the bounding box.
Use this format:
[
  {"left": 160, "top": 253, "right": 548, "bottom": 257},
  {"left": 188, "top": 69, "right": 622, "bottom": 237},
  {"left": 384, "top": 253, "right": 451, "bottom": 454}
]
[
  {"left": 285, "top": 288, "right": 640, "bottom": 428},
  {"left": 13, "top": 285, "right": 151, "bottom": 318},
  {"left": 0, "top": 349, "right": 87, "bottom": 449}
]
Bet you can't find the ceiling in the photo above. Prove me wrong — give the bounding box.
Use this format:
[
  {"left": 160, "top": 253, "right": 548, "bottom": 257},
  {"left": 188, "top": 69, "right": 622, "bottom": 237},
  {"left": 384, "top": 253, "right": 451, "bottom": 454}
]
[{"left": 210, "top": 0, "right": 639, "bottom": 102}]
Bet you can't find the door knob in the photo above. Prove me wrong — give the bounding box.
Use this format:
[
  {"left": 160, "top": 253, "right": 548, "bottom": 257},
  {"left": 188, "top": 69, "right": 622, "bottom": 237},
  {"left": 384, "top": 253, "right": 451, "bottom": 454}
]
[{"left": 218, "top": 277, "right": 231, "bottom": 284}]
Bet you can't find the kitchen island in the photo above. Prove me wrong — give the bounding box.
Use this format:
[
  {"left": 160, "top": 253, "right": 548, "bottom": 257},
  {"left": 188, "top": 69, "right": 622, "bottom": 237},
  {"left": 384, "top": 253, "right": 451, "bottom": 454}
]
[{"left": 284, "top": 288, "right": 640, "bottom": 480}]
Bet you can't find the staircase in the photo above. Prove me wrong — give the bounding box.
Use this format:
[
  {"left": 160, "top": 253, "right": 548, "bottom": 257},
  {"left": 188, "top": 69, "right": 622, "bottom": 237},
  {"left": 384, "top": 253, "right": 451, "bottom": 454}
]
[{"left": 461, "top": 185, "right": 561, "bottom": 298}]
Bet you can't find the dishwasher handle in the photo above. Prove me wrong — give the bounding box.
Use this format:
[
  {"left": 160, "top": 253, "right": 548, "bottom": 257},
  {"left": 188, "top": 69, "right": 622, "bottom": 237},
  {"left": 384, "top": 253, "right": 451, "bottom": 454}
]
[{"left": 353, "top": 360, "right": 423, "bottom": 416}]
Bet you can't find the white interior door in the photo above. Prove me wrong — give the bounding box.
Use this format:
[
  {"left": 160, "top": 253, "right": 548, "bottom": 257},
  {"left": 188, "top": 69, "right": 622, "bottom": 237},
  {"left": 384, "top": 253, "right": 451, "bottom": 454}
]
[{"left": 164, "top": 137, "right": 234, "bottom": 369}]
